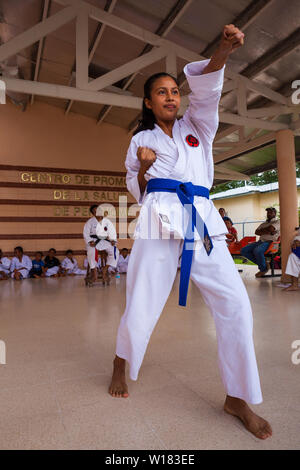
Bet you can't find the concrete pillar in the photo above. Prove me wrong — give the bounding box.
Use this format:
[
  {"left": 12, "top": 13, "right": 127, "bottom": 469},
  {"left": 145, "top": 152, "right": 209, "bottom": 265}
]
[{"left": 276, "top": 129, "right": 298, "bottom": 282}]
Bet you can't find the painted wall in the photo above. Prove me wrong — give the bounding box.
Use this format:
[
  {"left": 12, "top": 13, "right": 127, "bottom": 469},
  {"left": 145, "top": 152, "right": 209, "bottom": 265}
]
[{"left": 0, "top": 101, "right": 136, "bottom": 266}]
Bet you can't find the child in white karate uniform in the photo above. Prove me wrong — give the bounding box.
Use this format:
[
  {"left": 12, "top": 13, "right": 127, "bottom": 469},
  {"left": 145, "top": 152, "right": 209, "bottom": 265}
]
[
  {"left": 117, "top": 248, "right": 130, "bottom": 274},
  {"left": 61, "top": 250, "right": 86, "bottom": 276},
  {"left": 0, "top": 249, "right": 11, "bottom": 280},
  {"left": 283, "top": 232, "right": 300, "bottom": 291},
  {"left": 109, "top": 25, "right": 272, "bottom": 440},
  {"left": 10, "top": 246, "right": 32, "bottom": 280}
]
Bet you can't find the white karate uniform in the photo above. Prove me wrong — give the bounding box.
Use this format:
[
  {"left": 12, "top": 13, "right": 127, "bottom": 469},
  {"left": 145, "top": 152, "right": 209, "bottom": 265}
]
[
  {"left": 116, "top": 59, "right": 263, "bottom": 404},
  {"left": 83, "top": 216, "right": 98, "bottom": 269},
  {"left": 83, "top": 257, "right": 89, "bottom": 269},
  {"left": 61, "top": 257, "right": 86, "bottom": 275},
  {"left": 285, "top": 235, "right": 300, "bottom": 278},
  {"left": 95, "top": 217, "right": 119, "bottom": 268},
  {"left": 44, "top": 266, "right": 59, "bottom": 277},
  {"left": 10, "top": 255, "right": 32, "bottom": 279},
  {"left": 0, "top": 256, "right": 11, "bottom": 275},
  {"left": 117, "top": 254, "right": 130, "bottom": 273}
]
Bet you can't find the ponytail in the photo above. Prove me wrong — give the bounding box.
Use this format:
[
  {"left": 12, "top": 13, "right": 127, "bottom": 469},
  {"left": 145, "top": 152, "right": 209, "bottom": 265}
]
[{"left": 133, "top": 72, "right": 179, "bottom": 136}]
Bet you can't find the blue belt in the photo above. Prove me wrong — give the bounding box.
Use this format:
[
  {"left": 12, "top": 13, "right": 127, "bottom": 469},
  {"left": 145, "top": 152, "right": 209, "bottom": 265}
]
[{"left": 147, "top": 178, "right": 213, "bottom": 307}]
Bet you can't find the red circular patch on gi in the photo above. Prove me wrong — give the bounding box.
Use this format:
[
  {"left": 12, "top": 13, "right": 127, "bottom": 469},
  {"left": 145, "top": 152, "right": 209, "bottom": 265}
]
[{"left": 186, "top": 134, "right": 199, "bottom": 147}]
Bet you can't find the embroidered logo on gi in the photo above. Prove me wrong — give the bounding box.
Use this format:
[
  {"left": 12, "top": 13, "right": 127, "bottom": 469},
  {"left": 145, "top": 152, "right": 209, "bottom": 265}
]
[
  {"left": 186, "top": 134, "right": 199, "bottom": 147},
  {"left": 104, "top": 226, "right": 107, "bottom": 231}
]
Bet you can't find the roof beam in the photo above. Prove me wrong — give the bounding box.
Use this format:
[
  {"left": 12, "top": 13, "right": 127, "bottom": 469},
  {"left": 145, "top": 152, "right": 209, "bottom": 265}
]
[
  {"left": 214, "top": 132, "right": 276, "bottom": 163},
  {"left": 96, "top": 0, "right": 194, "bottom": 124},
  {"left": 0, "top": 5, "right": 77, "bottom": 62},
  {"left": 242, "top": 27, "right": 300, "bottom": 78},
  {"left": 201, "top": 0, "right": 275, "bottom": 58},
  {"left": 30, "top": 0, "right": 51, "bottom": 105},
  {"left": 87, "top": 47, "right": 168, "bottom": 92},
  {"left": 219, "top": 112, "right": 287, "bottom": 131},
  {"left": 2, "top": 77, "right": 142, "bottom": 109},
  {"left": 65, "top": 0, "right": 117, "bottom": 115},
  {"left": 75, "top": 5, "right": 89, "bottom": 89}
]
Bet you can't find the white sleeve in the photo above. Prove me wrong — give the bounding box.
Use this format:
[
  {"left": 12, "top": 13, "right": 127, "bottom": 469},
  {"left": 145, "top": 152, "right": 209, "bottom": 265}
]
[
  {"left": 183, "top": 59, "right": 225, "bottom": 145},
  {"left": 10, "top": 258, "right": 16, "bottom": 271},
  {"left": 24, "top": 256, "right": 32, "bottom": 271},
  {"left": 2, "top": 258, "right": 11, "bottom": 270},
  {"left": 61, "top": 258, "right": 68, "bottom": 269},
  {"left": 73, "top": 259, "right": 78, "bottom": 270},
  {"left": 83, "top": 219, "right": 92, "bottom": 244},
  {"left": 125, "top": 137, "right": 144, "bottom": 205},
  {"left": 107, "top": 219, "right": 117, "bottom": 241}
]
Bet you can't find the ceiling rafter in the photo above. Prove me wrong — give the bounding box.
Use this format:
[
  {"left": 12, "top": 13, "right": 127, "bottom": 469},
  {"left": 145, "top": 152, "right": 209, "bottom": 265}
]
[
  {"left": 30, "top": 0, "right": 51, "bottom": 105},
  {"left": 127, "top": 0, "right": 277, "bottom": 132},
  {"left": 96, "top": 0, "right": 194, "bottom": 125},
  {"left": 65, "top": 0, "right": 117, "bottom": 115},
  {"left": 0, "top": 0, "right": 295, "bottom": 137}
]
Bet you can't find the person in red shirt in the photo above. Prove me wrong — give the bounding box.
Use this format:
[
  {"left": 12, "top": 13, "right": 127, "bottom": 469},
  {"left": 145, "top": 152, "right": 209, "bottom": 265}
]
[{"left": 224, "top": 217, "right": 238, "bottom": 243}]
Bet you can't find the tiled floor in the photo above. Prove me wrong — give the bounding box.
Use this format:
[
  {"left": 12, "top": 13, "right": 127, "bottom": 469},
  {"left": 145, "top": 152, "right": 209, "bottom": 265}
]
[{"left": 0, "top": 266, "right": 299, "bottom": 449}]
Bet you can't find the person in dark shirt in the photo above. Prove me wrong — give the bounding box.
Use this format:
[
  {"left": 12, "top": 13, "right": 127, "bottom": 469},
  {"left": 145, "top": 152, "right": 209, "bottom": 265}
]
[
  {"left": 29, "top": 251, "right": 45, "bottom": 278},
  {"left": 42, "top": 248, "right": 60, "bottom": 277}
]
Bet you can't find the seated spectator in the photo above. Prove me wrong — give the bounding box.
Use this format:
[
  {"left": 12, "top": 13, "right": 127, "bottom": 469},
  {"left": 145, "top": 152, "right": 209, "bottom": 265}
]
[
  {"left": 42, "top": 248, "right": 60, "bottom": 277},
  {"left": 61, "top": 250, "right": 86, "bottom": 276},
  {"left": 241, "top": 207, "right": 280, "bottom": 278},
  {"left": 0, "top": 249, "right": 11, "bottom": 280},
  {"left": 219, "top": 207, "right": 233, "bottom": 224},
  {"left": 29, "top": 251, "right": 45, "bottom": 278},
  {"left": 283, "top": 232, "right": 300, "bottom": 291},
  {"left": 224, "top": 217, "right": 238, "bottom": 243},
  {"left": 117, "top": 248, "right": 130, "bottom": 273},
  {"left": 10, "top": 246, "right": 32, "bottom": 280}
]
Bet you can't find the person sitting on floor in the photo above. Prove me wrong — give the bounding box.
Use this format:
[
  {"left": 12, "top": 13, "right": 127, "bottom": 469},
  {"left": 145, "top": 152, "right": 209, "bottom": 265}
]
[
  {"left": 61, "top": 250, "right": 86, "bottom": 276},
  {"left": 29, "top": 251, "right": 45, "bottom": 278},
  {"left": 0, "top": 249, "right": 11, "bottom": 280},
  {"left": 283, "top": 231, "right": 300, "bottom": 291},
  {"left": 241, "top": 207, "right": 280, "bottom": 278},
  {"left": 117, "top": 248, "right": 130, "bottom": 273},
  {"left": 10, "top": 246, "right": 32, "bottom": 280},
  {"left": 42, "top": 248, "right": 60, "bottom": 277},
  {"left": 224, "top": 217, "right": 238, "bottom": 243}
]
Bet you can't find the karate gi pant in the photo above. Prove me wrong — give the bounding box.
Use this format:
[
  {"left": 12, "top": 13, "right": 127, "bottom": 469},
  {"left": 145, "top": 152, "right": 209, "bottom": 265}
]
[
  {"left": 11, "top": 269, "right": 30, "bottom": 279},
  {"left": 116, "top": 237, "right": 263, "bottom": 404},
  {"left": 86, "top": 244, "right": 98, "bottom": 270},
  {"left": 44, "top": 266, "right": 59, "bottom": 277},
  {"left": 285, "top": 252, "right": 300, "bottom": 278},
  {"left": 95, "top": 240, "right": 118, "bottom": 268}
]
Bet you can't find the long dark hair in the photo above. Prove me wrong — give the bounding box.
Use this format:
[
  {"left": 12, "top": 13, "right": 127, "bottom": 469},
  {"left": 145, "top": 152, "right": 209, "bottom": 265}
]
[{"left": 133, "top": 72, "right": 179, "bottom": 135}]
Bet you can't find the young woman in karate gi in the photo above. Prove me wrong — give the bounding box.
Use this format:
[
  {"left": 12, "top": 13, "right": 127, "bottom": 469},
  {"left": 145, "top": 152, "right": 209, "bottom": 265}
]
[{"left": 109, "top": 25, "right": 272, "bottom": 440}]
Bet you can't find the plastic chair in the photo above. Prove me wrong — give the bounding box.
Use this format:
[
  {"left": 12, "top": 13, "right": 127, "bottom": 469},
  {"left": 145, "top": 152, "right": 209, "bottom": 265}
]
[{"left": 263, "top": 237, "right": 281, "bottom": 277}]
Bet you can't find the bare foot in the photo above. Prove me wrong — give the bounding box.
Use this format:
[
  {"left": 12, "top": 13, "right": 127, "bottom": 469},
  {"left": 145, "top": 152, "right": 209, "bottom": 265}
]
[
  {"left": 109, "top": 356, "right": 129, "bottom": 398},
  {"left": 224, "top": 395, "right": 272, "bottom": 440},
  {"left": 283, "top": 285, "right": 300, "bottom": 291}
]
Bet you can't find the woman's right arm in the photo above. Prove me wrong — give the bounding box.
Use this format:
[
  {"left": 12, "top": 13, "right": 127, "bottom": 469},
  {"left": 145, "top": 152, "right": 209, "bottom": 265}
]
[{"left": 126, "top": 139, "right": 156, "bottom": 203}]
